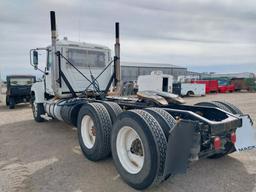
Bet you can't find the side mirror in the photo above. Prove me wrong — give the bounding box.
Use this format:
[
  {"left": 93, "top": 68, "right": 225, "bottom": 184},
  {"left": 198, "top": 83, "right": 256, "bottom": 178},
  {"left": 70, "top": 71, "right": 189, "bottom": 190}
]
[{"left": 33, "top": 50, "right": 38, "bottom": 69}]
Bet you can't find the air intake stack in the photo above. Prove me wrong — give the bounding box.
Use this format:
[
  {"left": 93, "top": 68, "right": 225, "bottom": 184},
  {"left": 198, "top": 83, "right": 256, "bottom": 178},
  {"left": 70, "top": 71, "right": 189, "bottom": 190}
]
[{"left": 50, "top": 11, "right": 60, "bottom": 96}]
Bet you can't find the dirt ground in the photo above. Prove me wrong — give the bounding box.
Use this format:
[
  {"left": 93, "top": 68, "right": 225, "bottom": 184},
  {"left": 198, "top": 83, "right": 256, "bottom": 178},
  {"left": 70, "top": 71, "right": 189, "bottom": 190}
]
[{"left": 0, "top": 92, "right": 256, "bottom": 192}]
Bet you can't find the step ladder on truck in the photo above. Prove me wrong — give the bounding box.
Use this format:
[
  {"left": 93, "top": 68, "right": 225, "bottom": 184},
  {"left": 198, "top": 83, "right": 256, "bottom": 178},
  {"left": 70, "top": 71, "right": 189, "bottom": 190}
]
[{"left": 29, "top": 11, "right": 256, "bottom": 190}]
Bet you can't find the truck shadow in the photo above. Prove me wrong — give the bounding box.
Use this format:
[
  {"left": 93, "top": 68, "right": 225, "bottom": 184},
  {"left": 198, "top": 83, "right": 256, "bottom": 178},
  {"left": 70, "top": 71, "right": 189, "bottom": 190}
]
[
  {"left": 19, "top": 150, "right": 255, "bottom": 192},
  {"left": 0, "top": 103, "right": 31, "bottom": 112},
  {"left": 149, "top": 156, "right": 256, "bottom": 192}
]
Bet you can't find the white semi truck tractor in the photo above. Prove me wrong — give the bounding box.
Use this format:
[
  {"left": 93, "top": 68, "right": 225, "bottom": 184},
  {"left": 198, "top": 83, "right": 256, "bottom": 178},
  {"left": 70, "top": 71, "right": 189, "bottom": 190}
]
[{"left": 30, "top": 11, "right": 256, "bottom": 190}]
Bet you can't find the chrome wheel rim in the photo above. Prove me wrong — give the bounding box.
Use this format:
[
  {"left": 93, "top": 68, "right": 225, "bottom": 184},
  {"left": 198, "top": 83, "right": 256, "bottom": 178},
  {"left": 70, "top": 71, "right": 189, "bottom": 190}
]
[
  {"left": 116, "top": 126, "right": 144, "bottom": 174},
  {"left": 81, "top": 115, "right": 96, "bottom": 149}
]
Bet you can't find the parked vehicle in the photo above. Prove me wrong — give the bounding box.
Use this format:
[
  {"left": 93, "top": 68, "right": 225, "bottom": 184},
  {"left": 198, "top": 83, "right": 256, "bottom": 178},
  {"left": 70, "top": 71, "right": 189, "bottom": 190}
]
[
  {"left": 191, "top": 80, "right": 218, "bottom": 93},
  {"left": 244, "top": 78, "right": 256, "bottom": 91},
  {"left": 218, "top": 79, "right": 235, "bottom": 93},
  {"left": 173, "top": 83, "right": 205, "bottom": 96},
  {"left": 231, "top": 78, "right": 251, "bottom": 91},
  {"left": 137, "top": 71, "right": 173, "bottom": 93},
  {"left": 6, "top": 75, "right": 35, "bottom": 109},
  {"left": 29, "top": 12, "right": 255, "bottom": 190},
  {"left": 177, "top": 75, "right": 199, "bottom": 83}
]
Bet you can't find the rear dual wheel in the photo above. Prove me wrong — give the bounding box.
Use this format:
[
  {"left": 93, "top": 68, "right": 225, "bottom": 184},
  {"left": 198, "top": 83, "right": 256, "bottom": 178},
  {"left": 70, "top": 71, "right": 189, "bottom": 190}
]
[
  {"left": 100, "top": 101, "right": 123, "bottom": 123},
  {"left": 213, "top": 101, "right": 243, "bottom": 115},
  {"left": 144, "top": 107, "right": 176, "bottom": 139},
  {"left": 77, "top": 103, "right": 112, "bottom": 161},
  {"left": 195, "top": 101, "right": 232, "bottom": 113},
  {"left": 194, "top": 101, "right": 243, "bottom": 116},
  {"left": 77, "top": 104, "right": 175, "bottom": 189},
  {"left": 111, "top": 109, "right": 175, "bottom": 190},
  {"left": 77, "top": 102, "right": 122, "bottom": 161}
]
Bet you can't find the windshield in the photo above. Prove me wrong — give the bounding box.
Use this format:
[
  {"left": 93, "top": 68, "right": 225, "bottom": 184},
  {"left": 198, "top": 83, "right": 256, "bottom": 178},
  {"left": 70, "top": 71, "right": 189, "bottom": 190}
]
[
  {"left": 67, "top": 48, "right": 106, "bottom": 68},
  {"left": 9, "top": 77, "right": 34, "bottom": 86},
  {"left": 218, "top": 79, "right": 229, "bottom": 86}
]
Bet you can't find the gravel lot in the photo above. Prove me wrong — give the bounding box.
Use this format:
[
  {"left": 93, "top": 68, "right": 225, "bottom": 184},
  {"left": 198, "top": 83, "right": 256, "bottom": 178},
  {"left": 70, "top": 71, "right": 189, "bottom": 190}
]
[{"left": 0, "top": 92, "right": 256, "bottom": 192}]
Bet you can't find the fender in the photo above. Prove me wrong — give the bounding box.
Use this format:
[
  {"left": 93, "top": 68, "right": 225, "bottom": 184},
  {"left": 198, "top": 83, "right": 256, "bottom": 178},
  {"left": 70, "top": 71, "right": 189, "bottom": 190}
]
[{"left": 31, "top": 81, "right": 45, "bottom": 103}]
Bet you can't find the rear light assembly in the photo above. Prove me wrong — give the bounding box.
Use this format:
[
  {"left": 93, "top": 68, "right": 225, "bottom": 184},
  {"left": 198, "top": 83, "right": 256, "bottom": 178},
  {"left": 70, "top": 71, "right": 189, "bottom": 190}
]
[
  {"left": 230, "top": 132, "right": 236, "bottom": 144},
  {"left": 213, "top": 136, "right": 221, "bottom": 150},
  {"left": 213, "top": 132, "right": 236, "bottom": 151}
]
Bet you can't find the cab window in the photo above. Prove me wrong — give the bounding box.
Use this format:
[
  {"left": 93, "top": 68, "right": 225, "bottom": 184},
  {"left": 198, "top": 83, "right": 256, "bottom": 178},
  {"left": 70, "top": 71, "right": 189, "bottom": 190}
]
[
  {"left": 9, "top": 77, "right": 34, "bottom": 86},
  {"left": 67, "top": 48, "right": 106, "bottom": 68}
]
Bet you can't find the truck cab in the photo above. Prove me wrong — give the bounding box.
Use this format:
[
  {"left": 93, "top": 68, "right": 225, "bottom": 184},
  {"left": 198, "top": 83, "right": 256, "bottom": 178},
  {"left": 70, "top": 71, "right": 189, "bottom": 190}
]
[
  {"left": 31, "top": 38, "right": 112, "bottom": 102},
  {"left": 6, "top": 75, "right": 36, "bottom": 109}
]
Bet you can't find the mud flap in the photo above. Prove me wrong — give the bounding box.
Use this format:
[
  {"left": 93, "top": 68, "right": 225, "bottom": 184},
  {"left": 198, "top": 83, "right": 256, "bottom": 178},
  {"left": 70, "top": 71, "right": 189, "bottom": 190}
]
[
  {"left": 163, "top": 120, "right": 199, "bottom": 177},
  {"left": 235, "top": 115, "right": 256, "bottom": 152}
]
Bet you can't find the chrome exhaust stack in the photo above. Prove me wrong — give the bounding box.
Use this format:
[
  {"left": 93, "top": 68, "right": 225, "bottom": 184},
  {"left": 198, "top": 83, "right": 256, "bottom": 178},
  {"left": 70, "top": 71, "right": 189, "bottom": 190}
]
[{"left": 50, "top": 11, "right": 60, "bottom": 96}]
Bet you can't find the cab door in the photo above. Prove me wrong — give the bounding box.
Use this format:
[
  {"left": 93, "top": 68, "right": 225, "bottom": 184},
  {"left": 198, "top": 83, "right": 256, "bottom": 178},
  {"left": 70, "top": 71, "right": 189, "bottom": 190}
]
[{"left": 44, "top": 49, "right": 54, "bottom": 95}]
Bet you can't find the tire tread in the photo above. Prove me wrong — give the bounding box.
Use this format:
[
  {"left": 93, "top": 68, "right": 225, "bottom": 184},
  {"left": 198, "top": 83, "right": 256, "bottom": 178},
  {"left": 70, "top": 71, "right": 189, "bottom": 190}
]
[
  {"left": 87, "top": 103, "right": 112, "bottom": 160},
  {"left": 214, "top": 101, "right": 242, "bottom": 114},
  {"left": 101, "top": 101, "right": 123, "bottom": 124},
  {"left": 145, "top": 107, "right": 176, "bottom": 139},
  {"left": 132, "top": 109, "right": 167, "bottom": 185}
]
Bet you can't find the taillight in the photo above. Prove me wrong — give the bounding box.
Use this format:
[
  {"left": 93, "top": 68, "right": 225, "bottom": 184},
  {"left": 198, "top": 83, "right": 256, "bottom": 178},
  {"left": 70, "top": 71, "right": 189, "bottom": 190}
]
[
  {"left": 230, "top": 132, "right": 236, "bottom": 144},
  {"left": 213, "top": 136, "right": 221, "bottom": 150}
]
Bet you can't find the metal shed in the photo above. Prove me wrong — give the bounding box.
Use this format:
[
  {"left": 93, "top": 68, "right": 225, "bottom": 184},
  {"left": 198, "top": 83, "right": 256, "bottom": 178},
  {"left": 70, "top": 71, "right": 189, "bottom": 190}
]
[{"left": 121, "top": 61, "right": 189, "bottom": 82}]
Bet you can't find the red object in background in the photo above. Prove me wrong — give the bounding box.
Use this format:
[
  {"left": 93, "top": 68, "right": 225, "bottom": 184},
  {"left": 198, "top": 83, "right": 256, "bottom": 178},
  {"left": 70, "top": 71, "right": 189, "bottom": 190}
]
[
  {"left": 231, "top": 78, "right": 250, "bottom": 91},
  {"left": 213, "top": 136, "right": 222, "bottom": 150},
  {"left": 230, "top": 132, "right": 236, "bottom": 144},
  {"left": 191, "top": 80, "right": 218, "bottom": 93},
  {"left": 218, "top": 84, "right": 235, "bottom": 93}
]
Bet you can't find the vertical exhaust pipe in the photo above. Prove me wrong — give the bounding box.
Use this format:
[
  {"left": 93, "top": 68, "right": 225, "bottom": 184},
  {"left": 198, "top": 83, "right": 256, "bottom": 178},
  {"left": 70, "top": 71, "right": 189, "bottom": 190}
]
[
  {"left": 114, "top": 22, "right": 121, "bottom": 88},
  {"left": 50, "top": 11, "right": 60, "bottom": 96}
]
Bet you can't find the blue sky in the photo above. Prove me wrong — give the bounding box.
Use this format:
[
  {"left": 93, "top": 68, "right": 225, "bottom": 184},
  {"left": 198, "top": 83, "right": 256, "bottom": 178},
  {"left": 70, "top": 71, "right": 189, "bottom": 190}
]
[{"left": 0, "top": 0, "right": 256, "bottom": 80}]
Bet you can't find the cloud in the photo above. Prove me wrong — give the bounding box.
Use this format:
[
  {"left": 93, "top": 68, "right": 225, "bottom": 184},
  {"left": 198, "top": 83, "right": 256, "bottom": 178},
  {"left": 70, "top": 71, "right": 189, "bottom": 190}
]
[{"left": 0, "top": 0, "right": 256, "bottom": 79}]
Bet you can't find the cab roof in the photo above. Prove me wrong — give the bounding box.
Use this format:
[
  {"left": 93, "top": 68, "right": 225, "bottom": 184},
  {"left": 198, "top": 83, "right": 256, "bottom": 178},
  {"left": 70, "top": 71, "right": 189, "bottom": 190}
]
[
  {"left": 7, "top": 75, "right": 36, "bottom": 78},
  {"left": 54, "top": 39, "right": 111, "bottom": 51}
]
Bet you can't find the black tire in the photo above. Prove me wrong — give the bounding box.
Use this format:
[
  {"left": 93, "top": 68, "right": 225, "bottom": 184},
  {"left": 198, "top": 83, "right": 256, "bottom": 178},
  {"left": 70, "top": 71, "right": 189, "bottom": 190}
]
[
  {"left": 213, "top": 101, "right": 243, "bottom": 115},
  {"left": 195, "top": 101, "right": 216, "bottom": 108},
  {"left": 187, "top": 91, "right": 194, "bottom": 96},
  {"left": 111, "top": 109, "right": 167, "bottom": 190},
  {"left": 32, "top": 103, "right": 45, "bottom": 122},
  {"left": 60, "top": 105, "right": 68, "bottom": 122},
  {"left": 195, "top": 101, "right": 232, "bottom": 113},
  {"left": 195, "top": 101, "right": 235, "bottom": 158},
  {"left": 9, "top": 97, "right": 15, "bottom": 109},
  {"left": 69, "top": 103, "right": 84, "bottom": 127},
  {"left": 101, "top": 101, "right": 123, "bottom": 124},
  {"left": 77, "top": 103, "right": 112, "bottom": 161},
  {"left": 211, "top": 101, "right": 233, "bottom": 113},
  {"left": 144, "top": 108, "right": 176, "bottom": 139},
  {"left": 60, "top": 100, "right": 86, "bottom": 126},
  {"left": 5, "top": 96, "right": 9, "bottom": 106}
]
